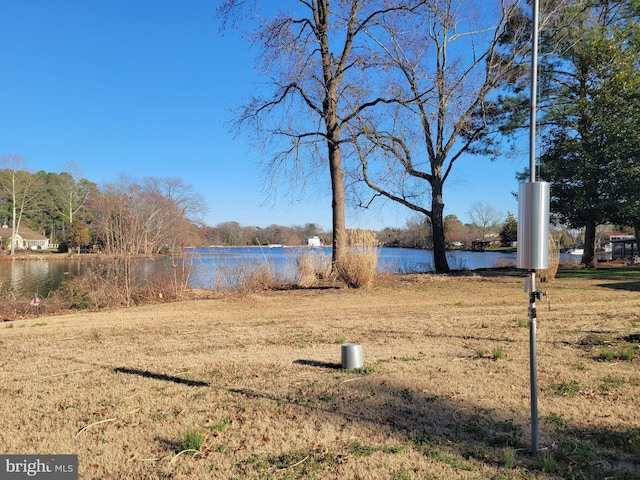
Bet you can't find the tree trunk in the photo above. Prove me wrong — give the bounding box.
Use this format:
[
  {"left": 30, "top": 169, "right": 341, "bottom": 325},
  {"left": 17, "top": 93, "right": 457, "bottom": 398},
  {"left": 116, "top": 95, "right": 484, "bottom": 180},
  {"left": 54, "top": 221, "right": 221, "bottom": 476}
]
[
  {"left": 431, "top": 183, "right": 450, "bottom": 273},
  {"left": 582, "top": 220, "right": 597, "bottom": 267},
  {"left": 328, "top": 138, "right": 346, "bottom": 266}
]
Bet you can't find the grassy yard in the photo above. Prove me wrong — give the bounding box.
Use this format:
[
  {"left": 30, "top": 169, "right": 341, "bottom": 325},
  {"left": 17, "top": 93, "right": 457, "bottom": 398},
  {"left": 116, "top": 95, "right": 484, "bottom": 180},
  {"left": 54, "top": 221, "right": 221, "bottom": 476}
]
[{"left": 1, "top": 267, "right": 639, "bottom": 479}]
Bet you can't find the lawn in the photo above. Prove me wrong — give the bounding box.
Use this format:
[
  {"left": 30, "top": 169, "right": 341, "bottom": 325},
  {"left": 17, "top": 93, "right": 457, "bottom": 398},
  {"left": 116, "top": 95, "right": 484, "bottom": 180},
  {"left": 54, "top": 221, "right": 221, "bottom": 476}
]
[{"left": 1, "top": 268, "right": 639, "bottom": 479}]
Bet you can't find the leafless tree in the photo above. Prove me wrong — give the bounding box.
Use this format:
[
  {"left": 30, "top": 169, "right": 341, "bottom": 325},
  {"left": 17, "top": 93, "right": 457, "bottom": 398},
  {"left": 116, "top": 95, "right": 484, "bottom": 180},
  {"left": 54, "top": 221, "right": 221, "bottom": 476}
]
[
  {"left": 468, "top": 201, "right": 503, "bottom": 242},
  {"left": 142, "top": 176, "right": 207, "bottom": 225},
  {"left": 217, "top": 0, "right": 421, "bottom": 266},
  {"left": 91, "top": 176, "right": 199, "bottom": 255},
  {"left": 349, "top": 0, "right": 529, "bottom": 272},
  {"left": 0, "top": 154, "right": 38, "bottom": 255},
  {"left": 56, "top": 161, "right": 93, "bottom": 226}
]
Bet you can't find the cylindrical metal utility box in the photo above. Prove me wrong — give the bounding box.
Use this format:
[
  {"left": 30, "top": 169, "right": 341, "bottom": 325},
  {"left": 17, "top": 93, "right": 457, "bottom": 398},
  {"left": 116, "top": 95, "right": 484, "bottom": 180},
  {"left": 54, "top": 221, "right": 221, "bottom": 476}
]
[
  {"left": 517, "top": 182, "right": 550, "bottom": 270},
  {"left": 341, "top": 343, "right": 363, "bottom": 370}
]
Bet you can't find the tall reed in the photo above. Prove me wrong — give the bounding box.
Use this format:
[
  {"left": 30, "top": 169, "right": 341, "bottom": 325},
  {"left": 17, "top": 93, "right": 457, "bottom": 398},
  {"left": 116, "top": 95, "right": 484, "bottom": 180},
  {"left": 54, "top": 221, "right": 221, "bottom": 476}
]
[
  {"left": 537, "top": 233, "right": 560, "bottom": 282},
  {"left": 295, "top": 249, "right": 331, "bottom": 287},
  {"left": 335, "top": 229, "right": 379, "bottom": 289}
]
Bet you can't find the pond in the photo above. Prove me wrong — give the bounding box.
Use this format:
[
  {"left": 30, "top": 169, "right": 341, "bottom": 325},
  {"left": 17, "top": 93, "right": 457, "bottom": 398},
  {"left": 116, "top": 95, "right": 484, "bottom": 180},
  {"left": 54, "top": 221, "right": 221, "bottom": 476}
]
[{"left": 0, "top": 247, "right": 579, "bottom": 299}]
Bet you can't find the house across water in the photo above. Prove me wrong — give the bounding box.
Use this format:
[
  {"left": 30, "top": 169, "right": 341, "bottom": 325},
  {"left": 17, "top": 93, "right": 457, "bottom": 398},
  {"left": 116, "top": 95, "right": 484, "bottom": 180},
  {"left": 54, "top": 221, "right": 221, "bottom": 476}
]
[
  {"left": 305, "top": 236, "right": 323, "bottom": 247},
  {"left": 0, "top": 225, "right": 52, "bottom": 250}
]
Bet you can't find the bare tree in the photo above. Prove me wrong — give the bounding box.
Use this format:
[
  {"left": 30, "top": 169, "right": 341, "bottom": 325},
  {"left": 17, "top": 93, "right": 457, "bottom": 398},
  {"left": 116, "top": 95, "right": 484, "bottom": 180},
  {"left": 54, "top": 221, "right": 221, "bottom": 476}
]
[
  {"left": 0, "top": 154, "right": 38, "bottom": 255},
  {"left": 349, "top": 0, "right": 529, "bottom": 272},
  {"left": 91, "top": 176, "right": 201, "bottom": 255},
  {"left": 56, "top": 161, "right": 93, "bottom": 226},
  {"left": 142, "top": 176, "right": 207, "bottom": 224},
  {"left": 468, "top": 201, "right": 503, "bottom": 242},
  {"left": 218, "top": 0, "right": 420, "bottom": 266}
]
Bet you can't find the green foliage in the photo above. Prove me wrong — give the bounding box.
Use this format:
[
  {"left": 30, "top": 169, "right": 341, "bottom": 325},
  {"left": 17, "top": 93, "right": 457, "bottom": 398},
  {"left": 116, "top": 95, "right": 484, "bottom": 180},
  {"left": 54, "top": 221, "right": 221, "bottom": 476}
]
[
  {"left": 499, "top": 1, "right": 640, "bottom": 262},
  {"left": 211, "top": 417, "right": 230, "bottom": 433},
  {"left": 552, "top": 380, "right": 581, "bottom": 397},
  {"left": 492, "top": 346, "right": 505, "bottom": 360},
  {"left": 537, "top": 449, "right": 558, "bottom": 474},
  {"left": 502, "top": 447, "right": 516, "bottom": 470},
  {"left": 618, "top": 345, "right": 635, "bottom": 361},
  {"left": 600, "top": 375, "right": 626, "bottom": 390},
  {"left": 178, "top": 428, "right": 206, "bottom": 453},
  {"left": 349, "top": 441, "right": 376, "bottom": 457},
  {"left": 545, "top": 412, "right": 568, "bottom": 428},
  {"left": 499, "top": 212, "right": 517, "bottom": 246},
  {"left": 599, "top": 348, "right": 616, "bottom": 361}
]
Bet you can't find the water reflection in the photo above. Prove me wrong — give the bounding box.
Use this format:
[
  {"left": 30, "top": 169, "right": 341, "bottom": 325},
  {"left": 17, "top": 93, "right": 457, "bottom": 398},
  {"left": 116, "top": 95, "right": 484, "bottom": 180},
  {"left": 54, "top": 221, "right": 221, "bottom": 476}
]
[
  {"left": 0, "top": 249, "right": 581, "bottom": 299},
  {"left": 0, "top": 259, "right": 86, "bottom": 299}
]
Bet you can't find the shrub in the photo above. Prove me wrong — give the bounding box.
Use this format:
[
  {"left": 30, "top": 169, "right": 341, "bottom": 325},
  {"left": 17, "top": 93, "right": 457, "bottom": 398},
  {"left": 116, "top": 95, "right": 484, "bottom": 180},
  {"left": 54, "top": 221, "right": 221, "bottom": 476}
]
[{"left": 335, "top": 248, "right": 378, "bottom": 289}]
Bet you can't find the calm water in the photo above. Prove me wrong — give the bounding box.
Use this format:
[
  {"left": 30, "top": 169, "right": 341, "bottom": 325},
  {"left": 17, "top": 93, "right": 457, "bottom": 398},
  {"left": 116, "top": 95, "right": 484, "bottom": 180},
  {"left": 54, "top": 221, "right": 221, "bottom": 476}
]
[{"left": 0, "top": 247, "right": 580, "bottom": 299}]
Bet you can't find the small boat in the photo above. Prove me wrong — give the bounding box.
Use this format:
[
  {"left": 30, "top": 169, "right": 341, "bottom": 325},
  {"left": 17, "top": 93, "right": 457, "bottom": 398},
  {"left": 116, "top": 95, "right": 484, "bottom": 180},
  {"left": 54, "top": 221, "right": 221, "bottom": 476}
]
[{"left": 567, "top": 248, "right": 584, "bottom": 256}]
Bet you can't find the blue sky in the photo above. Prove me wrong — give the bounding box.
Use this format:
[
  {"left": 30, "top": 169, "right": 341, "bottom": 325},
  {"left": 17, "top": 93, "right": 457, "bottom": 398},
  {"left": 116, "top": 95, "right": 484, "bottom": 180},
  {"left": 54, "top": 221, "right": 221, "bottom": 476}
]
[{"left": 0, "top": 1, "right": 523, "bottom": 231}]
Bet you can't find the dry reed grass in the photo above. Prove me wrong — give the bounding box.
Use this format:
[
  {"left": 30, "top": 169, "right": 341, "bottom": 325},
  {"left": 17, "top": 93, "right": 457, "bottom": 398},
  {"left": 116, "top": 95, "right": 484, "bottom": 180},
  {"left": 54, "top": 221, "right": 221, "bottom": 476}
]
[
  {"left": 213, "top": 259, "right": 281, "bottom": 294},
  {"left": 537, "top": 233, "right": 560, "bottom": 283},
  {"left": 1, "top": 269, "right": 640, "bottom": 479},
  {"left": 295, "top": 249, "right": 332, "bottom": 287},
  {"left": 335, "top": 229, "right": 379, "bottom": 289}
]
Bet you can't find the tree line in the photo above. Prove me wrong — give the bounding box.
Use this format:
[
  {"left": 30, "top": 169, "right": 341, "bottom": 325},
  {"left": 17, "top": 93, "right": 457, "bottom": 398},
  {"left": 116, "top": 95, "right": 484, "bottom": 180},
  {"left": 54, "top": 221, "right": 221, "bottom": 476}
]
[
  {"left": 0, "top": 155, "right": 206, "bottom": 255},
  {"left": 0, "top": 154, "right": 595, "bottom": 254},
  {"left": 0, "top": 155, "right": 521, "bottom": 253}
]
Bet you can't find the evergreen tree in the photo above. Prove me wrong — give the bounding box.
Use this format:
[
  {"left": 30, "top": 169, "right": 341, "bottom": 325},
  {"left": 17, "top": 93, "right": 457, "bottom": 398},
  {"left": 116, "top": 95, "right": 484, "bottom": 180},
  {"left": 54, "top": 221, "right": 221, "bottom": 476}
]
[
  {"left": 500, "top": 212, "right": 518, "bottom": 246},
  {"left": 498, "top": 0, "right": 640, "bottom": 265}
]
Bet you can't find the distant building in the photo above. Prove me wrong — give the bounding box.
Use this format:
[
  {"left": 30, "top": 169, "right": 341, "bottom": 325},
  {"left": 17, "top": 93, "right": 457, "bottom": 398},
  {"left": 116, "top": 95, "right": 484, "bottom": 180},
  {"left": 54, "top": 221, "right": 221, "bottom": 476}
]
[
  {"left": 610, "top": 238, "right": 637, "bottom": 261},
  {"left": 0, "top": 225, "right": 50, "bottom": 250},
  {"left": 305, "top": 236, "right": 323, "bottom": 247},
  {"left": 600, "top": 231, "right": 635, "bottom": 252}
]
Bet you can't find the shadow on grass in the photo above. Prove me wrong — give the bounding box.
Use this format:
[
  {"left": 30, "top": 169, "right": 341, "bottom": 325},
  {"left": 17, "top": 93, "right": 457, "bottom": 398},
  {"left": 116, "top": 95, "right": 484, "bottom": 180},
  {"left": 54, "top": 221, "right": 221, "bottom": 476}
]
[
  {"left": 293, "top": 359, "right": 342, "bottom": 369},
  {"left": 596, "top": 281, "right": 640, "bottom": 292},
  {"left": 556, "top": 267, "right": 640, "bottom": 281},
  {"left": 228, "top": 366, "right": 640, "bottom": 479},
  {"left": 113, "top": 367, "right": 209, "bottom": 387}
]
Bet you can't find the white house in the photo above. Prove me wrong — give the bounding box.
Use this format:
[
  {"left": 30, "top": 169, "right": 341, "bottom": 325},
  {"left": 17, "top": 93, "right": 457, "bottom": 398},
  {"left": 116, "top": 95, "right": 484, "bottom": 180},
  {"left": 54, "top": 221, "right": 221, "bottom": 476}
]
[
  {"left": 305, "top": 236, "right": 323, "bottom": 247},
  {"left": 0, "top": 226, "right": 50, "bottom": 250}
]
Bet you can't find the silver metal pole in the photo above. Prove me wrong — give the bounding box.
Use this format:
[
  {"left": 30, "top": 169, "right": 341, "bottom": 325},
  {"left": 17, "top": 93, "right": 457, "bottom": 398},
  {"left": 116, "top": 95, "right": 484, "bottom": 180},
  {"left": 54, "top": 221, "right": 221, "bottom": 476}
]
[
  {"left": 530, "top": 0, "right": 539, "bottom": 182},
  {"left": 529, "top": 0, "right": 541, "bottom": 454},
  {"left": 529, "top": 272, "right": 539, "bottom": 452}
]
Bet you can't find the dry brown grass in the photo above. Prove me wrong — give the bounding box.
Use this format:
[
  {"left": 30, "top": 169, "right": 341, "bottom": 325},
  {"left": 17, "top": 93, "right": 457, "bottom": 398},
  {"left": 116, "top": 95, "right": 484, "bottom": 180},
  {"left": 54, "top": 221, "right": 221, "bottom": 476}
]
[
  {"left": 1, "top": 268, "right": 640, "bottom": 479},
  {"left": 537, "top": 234, "right": 561, "bottom": 283},
  {"left": 295, "top": 250, "right": 332, "bottom": 288},
  {"left": 335, "top": 229, "right": 379, "bottom": 289}
]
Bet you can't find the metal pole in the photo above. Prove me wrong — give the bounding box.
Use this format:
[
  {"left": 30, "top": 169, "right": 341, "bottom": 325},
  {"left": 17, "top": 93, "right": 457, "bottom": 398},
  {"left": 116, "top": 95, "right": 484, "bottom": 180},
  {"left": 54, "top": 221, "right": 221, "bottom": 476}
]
[
  {"left": 529, "top": 271, "right": 539, "bottom": 452},
  {"left": 529, "top": 0, "right": 539, "bottom": 182},
  {"left": 529, "top": 0, "right": 540, "bottom": 454}
]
